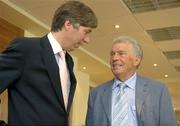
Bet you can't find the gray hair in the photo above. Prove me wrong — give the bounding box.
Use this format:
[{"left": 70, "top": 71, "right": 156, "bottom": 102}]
[{"left": 113, "top": 36, "right": 143, "bottom": 59}]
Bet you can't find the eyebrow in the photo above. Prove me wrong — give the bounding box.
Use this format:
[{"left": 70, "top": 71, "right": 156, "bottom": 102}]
[
  {"left": 86, "top": 29, "right": 92, "bottom": 33},
  {"left": 111, "top": 50, "right": 126, "bottom": 53}
]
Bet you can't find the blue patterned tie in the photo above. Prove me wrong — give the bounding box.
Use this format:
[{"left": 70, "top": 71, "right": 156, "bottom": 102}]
[{"left": 113, "top": 83, "right": 128, "bottom": 126}]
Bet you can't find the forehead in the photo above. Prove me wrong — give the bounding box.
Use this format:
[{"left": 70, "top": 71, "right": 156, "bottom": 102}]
[{"left": 111, "top": 42, "right": 133, "bottom": 51}]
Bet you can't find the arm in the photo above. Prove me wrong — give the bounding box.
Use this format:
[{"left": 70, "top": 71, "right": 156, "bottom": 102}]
[
  {"left": 159, "top": 86, "right": 177, "bottom": 126},
  {"left": 0, "top": 38, "right": 25, "bottom": 93},
  {"left": 85, "top": 93, "right": 93, "bottom": 126}
]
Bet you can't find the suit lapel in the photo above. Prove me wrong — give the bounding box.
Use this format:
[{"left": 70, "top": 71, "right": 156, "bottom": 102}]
[
  {"left": 40, "top": 36, "right": 65, "bottom": 107},
  {"left": 66, "top": 53, "right": 77, "bottom": 113},
  {"left": 135, "top": 75, "right": 149, "bottom": 122},
  {"left": 102, "top": 80, "right": 113, "bottom": 124}
]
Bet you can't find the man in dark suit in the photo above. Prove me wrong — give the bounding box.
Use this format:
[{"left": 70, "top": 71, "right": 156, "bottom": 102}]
[
  {"left": 0, "top": 1, "right": 97, "bottom": 126},
  {"left": 86, "top": 36, "right": 177, "bottom": 126}
]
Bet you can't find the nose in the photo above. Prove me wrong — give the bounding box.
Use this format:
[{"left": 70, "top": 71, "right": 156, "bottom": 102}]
[
  {"left": 83, "top": 36, "right": 90, "bottom": 44},
  {"left": 112, "top": 53, "right": 119, "bottom": 61}
]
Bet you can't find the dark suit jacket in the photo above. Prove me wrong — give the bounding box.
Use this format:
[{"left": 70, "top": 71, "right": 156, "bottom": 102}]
[
  {"left": 0, "top": 35, "right": 77, "bottom": 126},
  {"left": 86, "top": 75, "right": 177, "bottom": 126}
]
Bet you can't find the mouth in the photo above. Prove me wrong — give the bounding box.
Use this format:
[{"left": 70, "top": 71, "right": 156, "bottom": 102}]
[
  {"left": 112, "top": 64, "right": 124, "bottom": 70},
  {"left": 112, "top": 63, "right": 123, "bottom": 67}
]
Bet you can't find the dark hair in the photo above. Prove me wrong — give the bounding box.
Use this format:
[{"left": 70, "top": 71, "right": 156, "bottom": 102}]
[{"left": 51, "top": 1, "right": 98, "bottom": 31}]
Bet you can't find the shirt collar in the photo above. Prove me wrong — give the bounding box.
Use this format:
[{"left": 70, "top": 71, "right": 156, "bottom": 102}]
[
  {"left": 125, "top": 73, "right": 136, "bottom": 90},
  {"left": 112, "top": 73, "right": 137, "bottom": 90},
  {"left": 47, "top": 32, "right": 63, "bottom": 54}
]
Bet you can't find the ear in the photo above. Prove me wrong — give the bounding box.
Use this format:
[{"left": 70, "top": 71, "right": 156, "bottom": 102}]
[
  {"left": 64, "top": 20, "right": 73, "bottom": 31},
  {"left": 133, "top": 57, "right": 141, "bottom": 67}
]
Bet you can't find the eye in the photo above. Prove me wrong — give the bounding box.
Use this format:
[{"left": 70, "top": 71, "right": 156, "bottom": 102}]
[
  {"left": 84, "top": 30, "right": 91, "bottom": 35},
  {"left": 110, "top": 52, "right": 115, "bottom": 56},
  {"left": 119, "top": 52, "right": 125, "bottom": 55}
]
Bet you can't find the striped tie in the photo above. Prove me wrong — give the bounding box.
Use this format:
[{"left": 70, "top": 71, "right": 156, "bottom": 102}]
[{"left": 113, "top": 83, "right": 128, "bottom": 126}]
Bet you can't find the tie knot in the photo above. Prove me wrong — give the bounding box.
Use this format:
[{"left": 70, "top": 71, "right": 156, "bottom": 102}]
[
  {"left": 120, "top": 83, "right": 126, "bottom": 88},
  {"left": 119, "top": 83, "right": 126, "bottom": 94}
]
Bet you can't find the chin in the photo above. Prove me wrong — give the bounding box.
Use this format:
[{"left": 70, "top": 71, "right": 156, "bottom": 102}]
[
  {"left": 113, "top": 67, "right": 123, "bottom": 72},
  {"left": 113, "top": 70, "right": 121, "bottom": 75},
  {"left": 67, "top": 48, "right": 74, "bottom": 52}
]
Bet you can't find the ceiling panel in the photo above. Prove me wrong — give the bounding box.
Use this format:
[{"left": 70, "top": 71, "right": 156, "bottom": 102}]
[
  {"left": 163, "top": 51, "right": 180, "bottom": 59},
  {"left": 175, "top": 66, "right": 180, "bottom": 72},
  {"left": 169, "top": 59, "right": 180, "bottom": 66},
  {"left": 147, "top": 26, "right": 180, "bottom": 41},
  {"left": 123, "top": 0, "right": 180, "bottom": 13},
  {"left": 156, "top": 39, "right": 180, "bottom": 52},
  {"left": 134, "top": 7, "right": 180, "bottom": 29}
]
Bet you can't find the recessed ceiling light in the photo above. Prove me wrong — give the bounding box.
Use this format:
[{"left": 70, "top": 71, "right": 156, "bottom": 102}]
[
  {"left": 114, "top": 25, "right": 120, "bottom": 29},
  {"left": 164, "top": 74, "right": 168, "bottom": 78},
  {"left": 83, "top": 66, "right": 86, "bottom": 70},
  {"left": 153, "top": 63, "right": 157, "bottom": 67}
]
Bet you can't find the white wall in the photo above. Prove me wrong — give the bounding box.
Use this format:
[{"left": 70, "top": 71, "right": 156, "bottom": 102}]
[
  {"left": 71, "top": 71, "right": 90, "bottom": 126},
  {"left": 70, "top": 56, "right": 95, "bottom": 126}
]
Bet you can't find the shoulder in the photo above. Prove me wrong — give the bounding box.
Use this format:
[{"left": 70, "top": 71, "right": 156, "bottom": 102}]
[
  {"left": 7, "top": 37, "right": 40, "bottom": 50},
  {"left": 137, "top": 75, "right": 167, "bottom": 91},
  {"left": 90, "top": 80, "right": 113, "bottom": 95},
  {"left": 13, "top": 37, "right": 41, "bottom": 46},
  {"left": 7, "top": 36, "right": 46, "bottom": 54}
]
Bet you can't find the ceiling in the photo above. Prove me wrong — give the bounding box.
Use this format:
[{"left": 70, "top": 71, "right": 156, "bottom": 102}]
[{"left": 0, "top": 0, "right": 180, "bottom": 111}]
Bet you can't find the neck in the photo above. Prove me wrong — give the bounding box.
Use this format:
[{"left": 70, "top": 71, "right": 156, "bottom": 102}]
[
  {"left": 116, "top": 72, "right": 136, "bottom": 82},
  {"left": 51, "top": 31, "right": 65, "bottom": 46}
]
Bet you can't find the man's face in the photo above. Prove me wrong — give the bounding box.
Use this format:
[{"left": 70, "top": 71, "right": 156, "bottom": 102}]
[
  {"left": 110, "top": 42, "right": 140, "bottom": 80},
  {"left": 64, "top": 22, "right": 92, "bottom": 51}
]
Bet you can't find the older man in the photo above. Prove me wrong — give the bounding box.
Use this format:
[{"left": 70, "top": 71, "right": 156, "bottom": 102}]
[{"left": 86, "top": 36, "right": 176, "bottom": 126}]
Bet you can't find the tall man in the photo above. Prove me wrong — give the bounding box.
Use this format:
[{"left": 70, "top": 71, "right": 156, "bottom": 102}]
[
  {"left": 0, "top": 1, "right": 97, "bottom": 125},
  {"left": 86, "top": 36, "right": 176, "bottom": 126}
]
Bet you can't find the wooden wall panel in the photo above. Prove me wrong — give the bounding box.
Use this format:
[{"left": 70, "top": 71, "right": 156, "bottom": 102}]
[{"left": 0, "top": 17, "right": 24, "bottom": 51}]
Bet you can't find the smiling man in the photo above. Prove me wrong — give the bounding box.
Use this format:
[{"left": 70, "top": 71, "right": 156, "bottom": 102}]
[
  {"left": 86, "top": 36, "right": 176, "bottom": 126},
  {"left": 0, "top": 1, "right": 97, "bottom": 126}
]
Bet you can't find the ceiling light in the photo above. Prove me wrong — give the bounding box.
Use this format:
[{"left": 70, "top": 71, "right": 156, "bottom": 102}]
[
  {"left": 114, "top": 25, "right": 120, "bottom": 29},
  {"left": 164, "top": 74, "right": 168, "bottom": 78},
  {"left": 153, "top": 63, "right": 157, "bottom": 67},
  {"left": 83, "top": 67, "right": 86, "bottom": 70}
]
